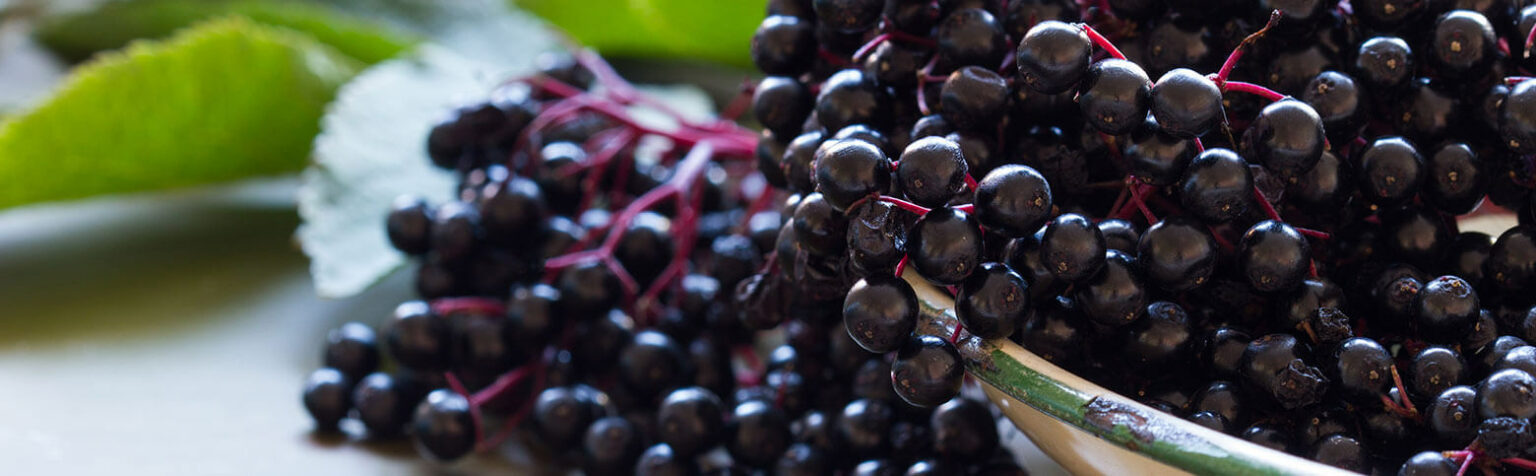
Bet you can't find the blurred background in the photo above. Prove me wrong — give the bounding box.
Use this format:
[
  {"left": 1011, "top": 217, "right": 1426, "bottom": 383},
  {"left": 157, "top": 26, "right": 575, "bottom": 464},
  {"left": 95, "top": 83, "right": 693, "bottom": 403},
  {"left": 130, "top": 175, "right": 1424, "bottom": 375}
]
[{"left": 0, "top": 0, "right": 768, "bottom": 473}]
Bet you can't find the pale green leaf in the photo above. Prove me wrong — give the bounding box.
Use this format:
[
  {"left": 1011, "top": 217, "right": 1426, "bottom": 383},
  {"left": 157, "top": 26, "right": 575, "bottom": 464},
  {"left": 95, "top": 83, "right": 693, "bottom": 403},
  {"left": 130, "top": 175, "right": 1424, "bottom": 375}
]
[
  {"left": 34, "top": 0, "right": 417, "bottom": 64},
  {"left": 513, "top": 0, "right": 765, "bottom": 67},
  {"left": 0, "top": 17, "right": 361, "bottom": 209}
]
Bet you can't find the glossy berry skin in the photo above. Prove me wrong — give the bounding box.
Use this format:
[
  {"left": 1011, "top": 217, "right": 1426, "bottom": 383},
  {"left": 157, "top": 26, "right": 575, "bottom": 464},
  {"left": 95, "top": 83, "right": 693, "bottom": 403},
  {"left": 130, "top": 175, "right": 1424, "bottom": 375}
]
[
  {"left": 324, "top": 322, "right": 379, "bottom": 380},
  {"left": 1486, "top": 226, "right": 1536, "bottom": 291},
  {"left": 842, "top": 275, "right": 920, "bottom": 353},
  {"left": 1287, "top": 150, "right": 1348, "bottom": 212},
  {"left": 1242, "top": 99, "right": 1325, "bottom": 180},
  {"left": 814, "top": 0, "right": 882, "bottom": 32},
  {"left": 955, "top": 263, "right": 1028, "bottom": 339},
  {"left": 1274, "top": 278, "right": 1344, "bottom": 331},
  {"left": 1075, "top": 250, "right": 1149, "bottom": 327},
  {"left": 931, "top": 398, "right": 999, "bottom": 460},
  {"left": 302, "top": 368, "right": 350, "bottom": 431},
  {"left": 817, "top": 69, "right": 891, "bottom": 133},
  {"left": 776, "top": 443, "right": 831, "bottom": 475},
  {"left": 1239, "top": 221, "right": 1311, "bottom": 294},
  {"left": 411, "top": 389, "right": 476, "bottom": 461},
  {"left": 1310, "top": 434, "right": 1368, "bottom": 473},
  {"left": 1409, "top": 347, "right": 1466, "bottom": 401},
  {"left": 638, "top": 444, "right": 703, "bottom": 476},
  {"left": 846, "top": 200, "right": 909, "bottom": 274},
  {"left": 891, "top": 335, "right": 965, "bottom": 407},
  {"left": 1301, "top": 71, "right": 1365, "bottom": 144},
  {"left": 792, "top": 193, "right": 848, "bottom": 257},
  {"left": 814, "top": 138, "right": 891, "bottom": 212},
  {"left": 1429, "top": 10, "right": 1497, "bottom": 79},
  {"left": 1502, "top": 80, "right": 1536, "bottom": 154},
  {"left": 1078, "top": 59, "right": 1151, "bottom": 136},
  {"left": 618, "top": 331, "right": 688, "bottom": 398},
  {"left": 1039, "top": 213, "right": 1107, "bottom": 283},
  {"left": 1354, "top": 0, "right": 1425, "bottom": 31},
  {"left": 1478, "top": 368, "right": 1536, "bottom": 419},
  {"left": 937, "top": 8, "right": 1008, "bottom": 68},
  {"left": 1329, "top": 337, "right": 1393, "bottom": 402},
  {"left": 1241, "top": 334, "right": 1327, "bottom": 409},
  {"left": 1202, "top": 328, "right": 1252, "bottom": 378},
  {"left": 973, "top": 164, "right": 1052, "bottom": 237},
  {"left": 580, "top": 416, "right": 644, "bottom": 475},
  {"left": 1356, "top": 137, "right": 1424, "bottom": 206},
  {"left": 557, "top": 260, "right": 624, "bottom": 320},
  {"left": 1015, "top": 21, "right": 1092, "bottom": 94},
  {"left": 1427, "top": 385, "right": 1479, "bottom": 443},
  {"left": 1125, "top": 301, "right": 1193, "bottom": 367},
  {"left": 533, "top": 386, "right": 605, "bottom": 452},
  {"left": 751, "top": 16, "right": 815, "bottom": 76},
  {"left": 1180, "top": 148, "right": 1253, "bottom": 223},
  {"left": 1149, "top": 68, "right": 1223, "bottom": 139},
  {"left": 1098, "top": 219, "right": 1139, "bottom": 255},
  {"left": 386, "top": 196, "right": 433, "bottom": 255},
  {"left": 838, "top": 398, "right": 894, "bottom": 459},
  {"left": 940, "top": 66, "right": 1009, "bottom": 132},
  {"left": 896, "top": 137, "right": 969, "bottom": 208},
  {"left": 1423, "top": 143, "right": 1485, "bottom": 215},
  {"left": 1398, "top": 451, "right": 1459, "bottom": 475},
  {"left": 1353, "top": 36, "right": 1413, "bottom": 92},
  {"left": 753, "top": 76, "right": 813, "bottom": 138},
  {"left": 386, "top": 301, "right": 449, "bottom": 371},
  {"left": 430, "top": 201, "right": 481, "bottom": 263},
  {"left": 1380, "top": 207, "right": 1451, "bottom": 269},
  {"left": 1138, "top": 216, "right": 1218, "bottom": 292},
  {"left": 906, "top": 207, "right": 984, "bottom": 285},
  {"left": 1125, "top": 117, "right": 1197, "bottom": 185},
  {"left": 1415, "top": 276, "right": 1479, "bottom": 342},
  {"left": 351, "top": 372, "right": 414, "bottom": 437}
]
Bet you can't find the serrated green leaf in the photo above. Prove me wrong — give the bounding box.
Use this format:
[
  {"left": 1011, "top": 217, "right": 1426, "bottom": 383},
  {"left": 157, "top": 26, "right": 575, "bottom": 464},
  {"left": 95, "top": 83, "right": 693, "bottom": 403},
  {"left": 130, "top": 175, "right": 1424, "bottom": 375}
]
[
  {"left": 0, "top": 17, "right": 361, "bottom": 209},
  {"left": 35, "top": 0, "right": 416, "bottom": 64},
  {"left": 513, "top": 0, "right": 765, "bottom": 67}
]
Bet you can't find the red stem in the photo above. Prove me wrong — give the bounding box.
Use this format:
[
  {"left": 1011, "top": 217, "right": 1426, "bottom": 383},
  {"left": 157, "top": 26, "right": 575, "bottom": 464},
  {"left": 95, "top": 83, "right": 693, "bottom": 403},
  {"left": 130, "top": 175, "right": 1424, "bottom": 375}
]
[
  {"left": 877, "top": 196, "right": 933, "bottom": 215},
  {"left": 1078, "top": 23, "right": 1126, "bottom": 60},
  {"left": 1525, "top": 22, "right": 1536, "bottom": 59},
  {"left": 443, "top": 371, "right": 485, "bottom": 445},
  {"left": 1501, "top": 458, "right": 1536, "bottom": 472},
  {"left": 916, "top": 54, "right": 939, "bottom": 116},
  {"left": 1212, "top": 10, "right": 1282, "bottom": 86},
  {"left": 852, "top": 33, "right": 892, "bottom": 62},
  {"left": 469, "top": 364, "right": 535, "bottom": 407},
  {"left": 894, "top": 255, "right": 910, "bottom": 278},
  {"left": 963, "top": 173, "right": 979, "bottom": 191},
  {"left": 1192, "top": 137, "right": 1205, "bottom": 153},
  {"left": 1224, "top": 81, "right": 1287, "bottom": 102},
  {"left": 430, "top": 297, "right": 508, "bottom": 316},
  {"left": 949, "top": 322, "right": 964, "bottom": 344}
]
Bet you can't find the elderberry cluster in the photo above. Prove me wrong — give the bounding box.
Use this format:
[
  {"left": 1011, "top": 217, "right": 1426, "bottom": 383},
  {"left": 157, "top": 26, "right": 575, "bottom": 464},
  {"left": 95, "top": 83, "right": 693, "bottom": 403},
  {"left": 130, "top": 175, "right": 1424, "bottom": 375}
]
[
  {"left": 299, "top": 47, "right": 1028, "bottom": 474},
  {"left": 746, "top": 0, "right": 1536, "bottom": 474}
]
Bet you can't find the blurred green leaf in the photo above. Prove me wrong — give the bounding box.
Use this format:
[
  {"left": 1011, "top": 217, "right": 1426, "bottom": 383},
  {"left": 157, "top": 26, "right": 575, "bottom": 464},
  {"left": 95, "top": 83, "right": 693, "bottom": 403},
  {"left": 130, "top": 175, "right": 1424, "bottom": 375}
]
[
  {"left": 35, "top": 0, "right": 416, "bottom": 64},
  {"left": 513, "top": 0, "right": 765, "bottom": 66},
  {"left": 0, "top": 17, "right": 361, "bottom": 209}
]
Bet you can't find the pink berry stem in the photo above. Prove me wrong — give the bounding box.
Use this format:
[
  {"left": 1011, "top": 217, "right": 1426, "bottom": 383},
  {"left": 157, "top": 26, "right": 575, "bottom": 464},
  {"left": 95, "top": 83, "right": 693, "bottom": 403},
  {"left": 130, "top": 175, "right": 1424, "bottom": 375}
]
[
  {"left": 1078, "top": 23, "right": 1126, "bottom": 61},
  {"left": 1223, "top": 81, "right": 1288, "bottom": 102},
  {"left": 877, "top": 195, "right": 933, "bottom": 215},
  {"left": 1212, "top": 10, "right": 1282, "bottom": 86}
]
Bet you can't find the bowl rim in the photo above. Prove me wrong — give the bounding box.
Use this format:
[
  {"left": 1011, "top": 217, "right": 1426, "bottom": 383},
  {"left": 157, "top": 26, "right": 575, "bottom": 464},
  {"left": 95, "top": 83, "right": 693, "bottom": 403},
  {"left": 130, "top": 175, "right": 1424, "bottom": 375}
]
[{"left": 905, "top": 273, "right": 1360, "bottom": 476}]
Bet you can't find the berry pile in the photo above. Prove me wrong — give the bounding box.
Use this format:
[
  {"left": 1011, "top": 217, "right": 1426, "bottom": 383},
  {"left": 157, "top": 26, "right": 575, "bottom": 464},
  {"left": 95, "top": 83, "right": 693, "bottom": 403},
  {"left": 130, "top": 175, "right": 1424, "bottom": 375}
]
[{"left": 296, "top": 0, "right": 1536, "bottom": 473}]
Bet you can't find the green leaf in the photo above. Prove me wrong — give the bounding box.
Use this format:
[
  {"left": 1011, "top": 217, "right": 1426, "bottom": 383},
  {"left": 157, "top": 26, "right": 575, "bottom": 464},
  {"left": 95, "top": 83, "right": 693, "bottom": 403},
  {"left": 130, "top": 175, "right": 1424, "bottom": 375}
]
[
  {"left": 513, "top": 0, "right": 765, "bottom": 67},
  {"left": 0, "top": 17, "right": 361, "bottom": 209},
  {"left": 34, "top": 0, "right": 416, "bottom": 64}
]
